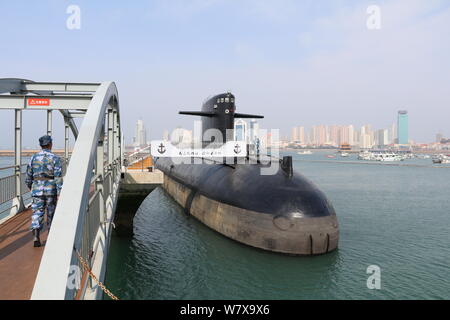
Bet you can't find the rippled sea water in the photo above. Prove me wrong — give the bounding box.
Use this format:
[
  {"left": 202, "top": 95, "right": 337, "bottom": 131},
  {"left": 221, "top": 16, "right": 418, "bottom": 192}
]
[{"left": 105, "top": 151, "right": 450, "bottom": 299}]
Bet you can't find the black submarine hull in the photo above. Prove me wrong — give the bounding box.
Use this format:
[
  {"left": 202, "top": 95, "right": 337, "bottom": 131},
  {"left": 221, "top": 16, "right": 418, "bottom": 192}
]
[{"left": 155, "top": 157, "right": 339, "bottom": 255}]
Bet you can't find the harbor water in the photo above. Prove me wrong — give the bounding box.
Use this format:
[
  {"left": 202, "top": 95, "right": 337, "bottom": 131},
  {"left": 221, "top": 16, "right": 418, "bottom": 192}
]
[{"left": 105, "top": 151, "right": 450, "bottom": 300}]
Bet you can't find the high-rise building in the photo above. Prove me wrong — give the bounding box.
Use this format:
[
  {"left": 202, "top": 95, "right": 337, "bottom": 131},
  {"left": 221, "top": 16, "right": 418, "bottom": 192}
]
[
  {"left": 347, "top": 125, "right": 354, "bottom": 146},
  {"left": 353, "top": 129, "right": 360, "bottom": 146},
  {"left": 376, "top": 129, "right": 389, "bottom": 147},
  {"left": 360, "top": 125, "right": 373, "bottom": 149},
  {"left": 298, "top": 126, "right": 305, "bottom": 144},
  {"left": 339, "top": 125, "right": 354, "bottom": 146},
  {"left": 133, "top": 119, "right": 147, "bottom": 147},
  {"left": 397, "top": 110, "right": 409, "bottom": 145},
  {"left": 234, "top": 119, "right": 248, "bottom": 142},
  {"left": 389, "top": 123, "right": 397, "bottom": 144},
  {"left": 328, "top": 125, "right": 340, "bottom": 146},
  {"left": 290, "top": 126, "right": 305, "bottom": 144},
  {"left": 291, "top": 127, "right": 299, "bottom": 142},
  {"left": 436, "top": 133, "right": 443, "bottom": 143},
  {"left": 163, "top": 130, "right": 169, "bottom": 141},
  {"left": 310, "top": 125, "right": 327, "bottom": 146},
  {"left": 249, "top": 120, "right": 259, "bottom": 144}
]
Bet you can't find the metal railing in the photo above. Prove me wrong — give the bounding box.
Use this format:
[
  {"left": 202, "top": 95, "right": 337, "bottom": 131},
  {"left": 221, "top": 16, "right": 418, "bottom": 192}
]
[
  {"left": 29, "top": 81, "right": 122, "bottom": 300},
  {"left": 124, "top": 145, "right": 151, "bottom": 166},
  {"left": 0, "top": 164, "right": 30, "bottom": 220}
]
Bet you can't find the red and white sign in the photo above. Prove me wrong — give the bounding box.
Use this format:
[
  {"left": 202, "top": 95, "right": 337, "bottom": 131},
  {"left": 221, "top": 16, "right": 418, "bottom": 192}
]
[{"left": 28, "top": 98, "right": 50, "bottom": 106}]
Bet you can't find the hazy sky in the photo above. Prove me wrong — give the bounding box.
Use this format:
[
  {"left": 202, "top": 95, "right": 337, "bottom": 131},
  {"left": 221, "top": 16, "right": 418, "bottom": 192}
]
[{"left": 1, "top": 0, "right": 449, "bottom": 148}]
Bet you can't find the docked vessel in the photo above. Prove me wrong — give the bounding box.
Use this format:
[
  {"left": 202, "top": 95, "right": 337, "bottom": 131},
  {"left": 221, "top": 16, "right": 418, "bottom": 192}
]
[
  {"left": 154, "top": 93, "right": 339, "bottom": 255},
  {"left": 432, "top": 154, "right": 450, "bottom": 164},
  {"left": 358, "top": 151, "right": 404, "bottom": 162}
]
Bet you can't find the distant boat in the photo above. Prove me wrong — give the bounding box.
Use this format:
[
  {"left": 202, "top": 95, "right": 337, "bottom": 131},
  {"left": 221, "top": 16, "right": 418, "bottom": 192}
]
[
  {"left": 357, "top": 151, "right": 404, "bottom": 162},
  {"left": 433, "top": 158, "right": 450, "bottom": 164},
  {"left": 432, "top": 155, "right": 450, "bottom": 164},
  {"left": 326, "top": 155, "right": 336, "bottom": 159},
  {"left": 340, "top": 152, "right": 350, "bottom": 157},
  {"left": 298, "top": 150, "right": 313, "bottom": 155}
]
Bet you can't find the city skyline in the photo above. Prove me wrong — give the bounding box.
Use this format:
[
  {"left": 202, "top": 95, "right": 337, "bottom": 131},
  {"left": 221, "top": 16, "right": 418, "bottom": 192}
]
[
  {"left": 128, "top": 115, "right": 447, "bottom": 150},
  {"left": 129, "top": 106, "right": 443, "bottom": 146}
]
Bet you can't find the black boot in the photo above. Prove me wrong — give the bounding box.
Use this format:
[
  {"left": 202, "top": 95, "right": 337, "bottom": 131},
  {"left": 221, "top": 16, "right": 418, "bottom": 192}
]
[{"left": 32, "top": 229, "right": 41, "bottom": 247}]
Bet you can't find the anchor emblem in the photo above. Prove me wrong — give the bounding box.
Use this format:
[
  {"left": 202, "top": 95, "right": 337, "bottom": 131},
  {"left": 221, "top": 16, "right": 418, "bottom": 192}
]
[
  {"left": 234, "top": 144, "right": 241, "bottom": 154},
  {"left": 158, "top": 143, "right": 166, "bottom": 154}
]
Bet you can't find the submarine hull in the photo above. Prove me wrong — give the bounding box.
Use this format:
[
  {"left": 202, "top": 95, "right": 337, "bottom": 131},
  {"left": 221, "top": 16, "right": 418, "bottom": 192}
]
[{"left": 155, "top": 157, "right": 339, "bottom": 255}]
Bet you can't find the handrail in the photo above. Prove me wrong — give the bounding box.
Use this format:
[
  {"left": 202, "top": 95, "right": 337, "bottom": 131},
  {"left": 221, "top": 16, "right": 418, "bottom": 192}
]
[
  {"left": 126, "top": 145, "right": 151, "bottom": 159},
  {"left": 0, "top": 164, "right": 27, "bottom": 171},
  {"left": 31, "top": 82, "right": 122, "bottom": 300}
]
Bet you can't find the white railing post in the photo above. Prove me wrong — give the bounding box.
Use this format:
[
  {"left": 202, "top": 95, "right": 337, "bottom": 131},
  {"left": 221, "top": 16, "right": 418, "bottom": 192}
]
[
  {"left": 64, "top": 118, "right": 70, "bottom": 166},
  {"left": 96, "top": 131, "right": 105, "bottom": 224},
  {"left": 14, "top": 109, "right": 24, "bottom": 214},
  {"left": 108, "top": 109, "right": 114, "bottom": 165},
  {"left": 113, "top": 110, "right": 119, "bottom": 161},
  {"left": 47, "top": 110, "right": 53, "bottom": 136}
]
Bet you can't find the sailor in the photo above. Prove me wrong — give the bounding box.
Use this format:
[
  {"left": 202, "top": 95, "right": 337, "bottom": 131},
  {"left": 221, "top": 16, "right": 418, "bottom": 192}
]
[{"left": 25, "top": 135, "right": 63, "bottom": 247}]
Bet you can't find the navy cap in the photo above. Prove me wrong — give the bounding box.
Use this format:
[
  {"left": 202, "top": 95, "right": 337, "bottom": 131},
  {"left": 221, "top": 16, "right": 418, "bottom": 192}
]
[{"left": 39, "top": 135, "right": 52, "bottom": 147}]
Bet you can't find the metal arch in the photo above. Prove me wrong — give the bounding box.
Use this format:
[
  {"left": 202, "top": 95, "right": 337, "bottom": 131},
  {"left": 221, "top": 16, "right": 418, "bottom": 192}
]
[
  {"left": 31, "top": 82, "right": 122, "bottom": 300},
  {"left": 59, "top": 110, "right": 79, "bottom": 139}
]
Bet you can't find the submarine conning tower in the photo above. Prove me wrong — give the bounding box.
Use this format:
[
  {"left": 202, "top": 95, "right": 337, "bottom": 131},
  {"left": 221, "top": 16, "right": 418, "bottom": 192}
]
[
  {"left": 155, "top": 92, "right": 339, "bottom": 256},
  {"left": 179, "top": 92, "right": 263, "bottom": 145}
]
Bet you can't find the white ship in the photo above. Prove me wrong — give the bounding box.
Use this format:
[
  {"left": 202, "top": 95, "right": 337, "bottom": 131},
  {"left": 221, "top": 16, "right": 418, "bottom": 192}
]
[
  {"left": 358, "top": 151, "right": 405, "bottom": 162},
  {"left": 432, "top": 154, "right": 450, "bottom": 164}
]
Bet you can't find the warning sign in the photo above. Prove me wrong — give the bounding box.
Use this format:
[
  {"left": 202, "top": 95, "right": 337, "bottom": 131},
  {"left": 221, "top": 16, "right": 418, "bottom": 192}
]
[{"left": 28, "top": 98, "right": 50, "bottom": 106}]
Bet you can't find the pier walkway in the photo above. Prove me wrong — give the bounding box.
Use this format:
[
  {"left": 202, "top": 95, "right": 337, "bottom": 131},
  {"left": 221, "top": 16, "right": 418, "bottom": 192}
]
[
  {"left": 0, "top": 209, "right": 47, "bottom": 300},
  {"left": 0, "top": 79, "right": 161, "bottom": 300}
]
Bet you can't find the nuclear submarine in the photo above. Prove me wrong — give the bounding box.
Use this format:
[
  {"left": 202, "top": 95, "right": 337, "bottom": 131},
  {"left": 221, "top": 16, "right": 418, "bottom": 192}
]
[{"left": 154, "top": 93, "right": 339, "bottom": 255}]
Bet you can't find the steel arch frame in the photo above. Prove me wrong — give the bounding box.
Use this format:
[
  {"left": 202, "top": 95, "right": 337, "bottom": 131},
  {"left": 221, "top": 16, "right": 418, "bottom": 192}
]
[{"left": 31, "top": 82, "right": 122, "bottom": 300}]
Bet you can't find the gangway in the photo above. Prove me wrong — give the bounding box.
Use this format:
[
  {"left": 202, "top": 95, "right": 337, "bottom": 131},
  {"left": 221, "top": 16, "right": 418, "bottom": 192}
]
[{"left": 0, "top": 79, "right": 123, "bottom": 299}]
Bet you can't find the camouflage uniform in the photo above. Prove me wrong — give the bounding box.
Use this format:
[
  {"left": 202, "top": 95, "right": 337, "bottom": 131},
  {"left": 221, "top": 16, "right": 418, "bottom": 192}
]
[{"left": 26, "top": 148, "right": 63, "bottom": 231}]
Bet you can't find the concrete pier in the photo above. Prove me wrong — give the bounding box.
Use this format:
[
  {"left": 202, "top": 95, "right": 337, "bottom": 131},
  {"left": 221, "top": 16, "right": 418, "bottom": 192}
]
[{"left": 114, "top": 169, "right": 163, "bottom": 236}]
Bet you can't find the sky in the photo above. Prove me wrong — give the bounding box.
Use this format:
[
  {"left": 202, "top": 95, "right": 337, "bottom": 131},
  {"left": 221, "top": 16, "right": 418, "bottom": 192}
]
[{"left": 0, "top": 0, "right": 449, "bottom": 148}]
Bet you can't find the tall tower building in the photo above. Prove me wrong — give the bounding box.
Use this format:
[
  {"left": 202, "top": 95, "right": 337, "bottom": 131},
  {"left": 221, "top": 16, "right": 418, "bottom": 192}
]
[
  {"left": 389, "top": 123, "right": 397, "bottom": 144},
  {"left": 163, "top": 130, "right": 169, "bottom": 141},
  {"left": 376, "top": 129, "right": 389, "bottom": 147},
  {"left": 353, "top": 129, "right": 360, "bottom": 146},
  {"left": 298, "top": 126, "right": 305, "bottom": 144},
  {"left": 397, "top": 111, "right": 409, "bottom": 145},
  {"left": 347, "top": 125, "right": 354, "bottom": 146},
  {"left": 329, "top": 125, "right": 340, "bottom": 146},
  {"left": 249, "top": 120, "right": 259, "bottom": 144},
  {"left": 291, "top": 127, "right": 299, "bottom": 142},
  {"left": 234, "top": 119, "right": 248, "bottom": 142},
  {"left": 360, "top": 125, "right": 373, "bottom": 149},
  {"left": 340, "top": 125, "right": 354, "bottom": 146},
  {"left": 310, "top": 126, "right": 327, "bottom": 146},
  {"left": 134, "top": 119, "right": 147, "bottom": 147}
]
